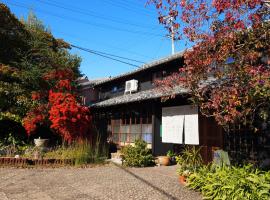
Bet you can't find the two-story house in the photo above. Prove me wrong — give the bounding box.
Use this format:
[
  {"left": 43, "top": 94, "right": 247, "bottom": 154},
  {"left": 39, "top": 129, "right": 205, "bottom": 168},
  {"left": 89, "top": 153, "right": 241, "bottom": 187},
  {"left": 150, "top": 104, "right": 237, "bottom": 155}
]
[{"left": 81, "top": 52, "right": 224, "bottom": 163}]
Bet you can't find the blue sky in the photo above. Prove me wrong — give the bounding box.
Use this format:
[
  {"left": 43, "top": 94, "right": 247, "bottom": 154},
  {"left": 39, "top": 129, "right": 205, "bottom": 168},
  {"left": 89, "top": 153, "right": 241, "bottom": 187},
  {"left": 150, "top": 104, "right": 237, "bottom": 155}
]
[{"left": 2, "top": 0, "right": 187, "bottom": 79}]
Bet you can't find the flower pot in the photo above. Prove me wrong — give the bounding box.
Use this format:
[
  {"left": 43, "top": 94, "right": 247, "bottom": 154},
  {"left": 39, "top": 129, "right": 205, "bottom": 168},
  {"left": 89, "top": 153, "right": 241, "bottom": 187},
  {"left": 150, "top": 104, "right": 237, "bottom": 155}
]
[
  {"left": 157, "top": 156, "right": 170, "bottom": 166},
  {"left": 178, "top": 175, "right": 187, "bottom": 185}
]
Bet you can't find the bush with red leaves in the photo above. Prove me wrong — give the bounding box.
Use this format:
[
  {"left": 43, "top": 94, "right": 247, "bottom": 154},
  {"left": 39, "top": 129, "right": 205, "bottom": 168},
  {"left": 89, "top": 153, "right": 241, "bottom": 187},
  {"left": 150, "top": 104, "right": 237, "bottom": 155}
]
[{"left": 23, "top": 69, "right": 92, "bottom": 143}]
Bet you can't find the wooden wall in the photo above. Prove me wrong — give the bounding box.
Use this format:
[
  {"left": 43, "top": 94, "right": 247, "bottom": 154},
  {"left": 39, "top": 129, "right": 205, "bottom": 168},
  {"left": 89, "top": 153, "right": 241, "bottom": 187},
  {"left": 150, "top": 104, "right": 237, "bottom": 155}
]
[
  {"left": 199, "top": 114, "right": 224, "bottom": 163},
  {"left": 95, "top": 58, "right": 184, "bottom": 102},
  {"left": 93, "top": 97, "right": 225, "bottom": 163}
]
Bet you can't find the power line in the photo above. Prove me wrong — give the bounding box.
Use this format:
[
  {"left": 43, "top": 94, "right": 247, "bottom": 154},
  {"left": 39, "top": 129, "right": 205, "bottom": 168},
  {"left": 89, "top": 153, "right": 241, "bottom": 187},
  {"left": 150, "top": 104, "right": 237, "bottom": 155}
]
[
  {"left": 0, "top": 25, "right": 159, "bottom": 60},
  {"left": 0, "top": 26, "right": 143, "bottom": 67},
  {"left": 101, "top": 0, "right": 156, "bottom": 17},
  {"left": 71, "top": 44, "right": 141, "bottom": 68},
  {"left": 24, "top": 0, "right": 165, "bottom": 59},
  {"left": 116, "top": 0, "right": 149, "bottom": 9},
  {"left": 51, "top": 30, "right": 157, "bottom": 60},
  {"left": 35, "top": 0, "right": 161, "bottom": 30},
  {"left": 86, "top": 49, "right": 145, "bottom": 64},
  {"left": 8, "top": 1, "right": 165, "bottom": 38},
  {"left": 71, "top": 45, "right": 145, "bottom": 64},
  {"left": 48, "top": 0, "right": 156, "bottom": 17},
  {"left": 0, "top": 24, "right": 153, "bottom": 63}
]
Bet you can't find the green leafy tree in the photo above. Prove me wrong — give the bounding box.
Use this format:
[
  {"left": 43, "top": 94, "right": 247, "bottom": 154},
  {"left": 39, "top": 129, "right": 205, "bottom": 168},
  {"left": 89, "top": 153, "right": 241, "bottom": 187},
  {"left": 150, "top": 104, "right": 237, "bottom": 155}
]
[
  {"left": 0, "top": 4, "right": 82, "bottom": 143},
  {"left": 0, "top": 4, "right": 81, "bottom": 122}
]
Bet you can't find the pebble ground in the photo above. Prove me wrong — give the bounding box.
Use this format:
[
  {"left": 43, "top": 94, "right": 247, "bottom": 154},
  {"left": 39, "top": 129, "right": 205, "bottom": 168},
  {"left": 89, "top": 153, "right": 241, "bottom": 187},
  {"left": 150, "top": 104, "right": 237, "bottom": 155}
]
[{"left": 0, "top": 164, "right": 201, "bottom": 200}]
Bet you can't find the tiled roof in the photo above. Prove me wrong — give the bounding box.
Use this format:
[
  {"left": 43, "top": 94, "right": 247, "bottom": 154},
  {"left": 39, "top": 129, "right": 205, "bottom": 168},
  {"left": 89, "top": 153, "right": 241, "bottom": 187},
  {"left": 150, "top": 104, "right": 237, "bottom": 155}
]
[
  {"left": 92, "top": 86, "right": 189, "bottom": 108},
  {"left": 95, "top": 51, "right": 184, "bottom": 86},
  {"left": 92, "top": 78, "right": 217, "bottom": 108},
  {"left": 78, "top": 77, "right": 109, "bottom": 87}
]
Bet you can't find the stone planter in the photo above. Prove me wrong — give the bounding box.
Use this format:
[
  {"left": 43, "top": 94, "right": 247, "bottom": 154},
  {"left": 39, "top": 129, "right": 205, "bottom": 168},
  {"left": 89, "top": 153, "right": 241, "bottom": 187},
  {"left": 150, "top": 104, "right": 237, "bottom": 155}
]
[
  {"left": 34, "top": 138, "right": 49, "bottom": 147},
  {"left": 157, "top": 156, "right": 170, "bottom": 166}
]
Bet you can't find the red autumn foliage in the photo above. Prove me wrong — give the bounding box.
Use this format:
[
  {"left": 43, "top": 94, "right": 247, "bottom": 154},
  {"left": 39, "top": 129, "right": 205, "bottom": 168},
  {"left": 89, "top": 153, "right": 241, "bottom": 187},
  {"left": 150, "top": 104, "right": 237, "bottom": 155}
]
[
  {"left": 48, "top": 90, "right": 91, "bottom": 143},
  {"left": 148, "top": 0, "right": 270, "bottom": 128},
  {"left": 23, "top": 69, "right": 91, "bottom": 143},
  {"left": 23, "top": 104, "right": 49, "bottom": 134},
  {"left": 55, "top": 79, "right": 72, "bottom": 91},
  {"left": 43, "top": 68, "right": 74, "bottom": 81},
  {"left": 31, "top": 91, "right": 41, "bottom": 101}
]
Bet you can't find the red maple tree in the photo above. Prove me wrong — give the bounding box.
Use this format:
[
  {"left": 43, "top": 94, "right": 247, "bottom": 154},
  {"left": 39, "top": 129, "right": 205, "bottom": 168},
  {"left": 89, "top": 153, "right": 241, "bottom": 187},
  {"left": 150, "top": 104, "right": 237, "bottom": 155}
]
[{"left": 149, "top": 0, "right": 270, "bottom": 129}]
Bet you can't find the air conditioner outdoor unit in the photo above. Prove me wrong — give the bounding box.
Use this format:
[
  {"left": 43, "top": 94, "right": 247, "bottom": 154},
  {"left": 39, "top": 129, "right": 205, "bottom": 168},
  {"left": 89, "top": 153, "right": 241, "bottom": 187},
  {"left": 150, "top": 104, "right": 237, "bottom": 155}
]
[{"left": 125, "top": 79, "right": 138, "bottom": 94}]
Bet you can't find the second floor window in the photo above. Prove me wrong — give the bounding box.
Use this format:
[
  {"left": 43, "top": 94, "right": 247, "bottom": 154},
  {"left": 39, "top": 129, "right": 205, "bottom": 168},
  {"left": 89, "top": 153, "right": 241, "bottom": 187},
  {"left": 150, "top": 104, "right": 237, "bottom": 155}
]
[
  {"left": 111, "top": 85, "right": 124, "bottom": 93},
  {"left": 152, "top": 71, "right": 164, "bottom": 83},
  {"left": 112, "top": 86, "right": 118, "bottom": 93}
]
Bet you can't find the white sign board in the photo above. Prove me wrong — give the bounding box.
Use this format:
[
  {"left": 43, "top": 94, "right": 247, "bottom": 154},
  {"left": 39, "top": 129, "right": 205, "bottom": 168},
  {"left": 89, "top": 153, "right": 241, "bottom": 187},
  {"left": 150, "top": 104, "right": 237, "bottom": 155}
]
[{"left": 162, "top": 105, "right": 199, "bottom": 145}]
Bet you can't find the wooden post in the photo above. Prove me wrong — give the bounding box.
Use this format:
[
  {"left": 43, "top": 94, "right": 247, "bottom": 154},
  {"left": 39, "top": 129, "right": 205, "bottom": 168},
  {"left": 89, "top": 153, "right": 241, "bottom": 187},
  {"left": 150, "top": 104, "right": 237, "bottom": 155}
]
[
  {"left": 129, "top": 110, "right": 132, "bottom": 143},
  {"left": 140, "top": 107, "right": 143, "bottom": 140},
  {"left": 128, "top": 110, "right": 130, "bottom": 144},
  {"left": 151, "top": 103, "right": 156, "bottom": 155},
  {"left": 111, "top": 117, "right": 114, "bottom": 143},
  {"left": 120, "top": 112, "right": 122, "bottom": 146}
]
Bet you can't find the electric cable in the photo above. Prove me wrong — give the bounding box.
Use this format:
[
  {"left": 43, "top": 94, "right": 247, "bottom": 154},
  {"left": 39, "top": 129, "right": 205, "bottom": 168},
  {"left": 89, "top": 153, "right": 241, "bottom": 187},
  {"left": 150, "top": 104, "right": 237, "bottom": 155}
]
[
  {"left": 7, "top": 1, "right": 165, "bottom": 38},
  {"left": 71, "top": 44, "right": 141, "bottom": 68}
]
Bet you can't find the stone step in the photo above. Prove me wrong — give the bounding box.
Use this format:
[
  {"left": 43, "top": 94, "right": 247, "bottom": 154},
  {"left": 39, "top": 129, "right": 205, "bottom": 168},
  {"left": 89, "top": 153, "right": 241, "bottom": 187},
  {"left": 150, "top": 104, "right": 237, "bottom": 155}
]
[
  {"left": 110, "top": 158, "right": 122, "bottom": 165},
  {"left": 111, "top": 152, "right": 123, "bottom": 159},
  {"left": 116, "top": 149, "right": 122, "bottom": 153}
]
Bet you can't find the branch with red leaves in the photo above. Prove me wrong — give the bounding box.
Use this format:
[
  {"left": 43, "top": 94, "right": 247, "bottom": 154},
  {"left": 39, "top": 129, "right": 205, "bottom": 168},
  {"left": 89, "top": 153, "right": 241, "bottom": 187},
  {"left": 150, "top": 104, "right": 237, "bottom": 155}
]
[{"left": 149, "top": 0, "right": 270, "bottom": 129}]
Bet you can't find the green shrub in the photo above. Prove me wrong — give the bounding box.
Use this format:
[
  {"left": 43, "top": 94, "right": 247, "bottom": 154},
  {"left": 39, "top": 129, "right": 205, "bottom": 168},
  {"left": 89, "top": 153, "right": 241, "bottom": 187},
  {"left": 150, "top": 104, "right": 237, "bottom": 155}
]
[
  {"left": 167, "top": 150, "right": 176, "bottom": 158},
  {"left": 187, "top": 164, "right": 270, "bottom": 200},
  {"left": 73, "top": 138, "right": 108, "bottom": 165},
  {"left": 44, "top": 137, "right": 108, "bottom": 165},
  {"left": 177, "top": 146, "right": 202, "bottom": 167},
  {"left": 0, "top": 132, "right": 29, "bottom": 156},
  {"left": 176, "top": 146, "right": 202, "bottom": 176},
  {"left": 121, "top": 139, "right": 154, "bottom": 167}
]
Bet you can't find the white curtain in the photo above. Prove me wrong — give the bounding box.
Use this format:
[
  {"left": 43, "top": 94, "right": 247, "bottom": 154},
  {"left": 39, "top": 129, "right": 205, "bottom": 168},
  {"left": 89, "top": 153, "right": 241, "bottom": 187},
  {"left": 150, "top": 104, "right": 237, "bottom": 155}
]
[
  {"left": 184, "top": 106, "right": 199, "bottom": 145},
  {"left": 162, "top": 106, "right": 185, "bottom": 144},
  {"left": 162, "top": 105, "right": 199, "bottom": 145}
]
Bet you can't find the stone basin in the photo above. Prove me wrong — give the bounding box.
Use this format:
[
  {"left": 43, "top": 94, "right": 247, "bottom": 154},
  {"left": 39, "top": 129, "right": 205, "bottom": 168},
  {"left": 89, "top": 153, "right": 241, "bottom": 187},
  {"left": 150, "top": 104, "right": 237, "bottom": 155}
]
[{"left": 34, "top": 138, "right": 49, "bottom": 147}]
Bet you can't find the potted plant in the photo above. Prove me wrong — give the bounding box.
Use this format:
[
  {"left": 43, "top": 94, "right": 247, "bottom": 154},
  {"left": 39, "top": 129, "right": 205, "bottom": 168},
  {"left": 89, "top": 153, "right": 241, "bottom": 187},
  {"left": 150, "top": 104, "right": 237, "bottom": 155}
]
[
  {"left": 167, "top": 150, "right": 176, "bottom": 165},
  {"left": 176, "top": 165, "right": 191, "bottom": 185},
  {"left": 157, "top": 155, "right": 170, "bottom": 166},
  {"left": 176, "top": 146, "right": 202, "bottom": 185}
]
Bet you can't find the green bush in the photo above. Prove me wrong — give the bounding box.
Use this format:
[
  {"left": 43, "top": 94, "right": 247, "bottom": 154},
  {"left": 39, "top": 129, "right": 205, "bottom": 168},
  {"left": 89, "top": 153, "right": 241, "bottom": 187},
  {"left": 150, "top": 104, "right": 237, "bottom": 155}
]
[
  {"left": 167, "top": 150, "right": 176, "bottom": 158},
  {"left": 176, "top": 146, "right": 202, "bottom": 176},
  {"left": 0, "top": 131, "right": 29, "bottom": 156},
  {"left": 121, "top": 139, "right": 154, "bottom": 167},
  {"left": 187, "top": 164, "right": 270, "bottom": 200}
]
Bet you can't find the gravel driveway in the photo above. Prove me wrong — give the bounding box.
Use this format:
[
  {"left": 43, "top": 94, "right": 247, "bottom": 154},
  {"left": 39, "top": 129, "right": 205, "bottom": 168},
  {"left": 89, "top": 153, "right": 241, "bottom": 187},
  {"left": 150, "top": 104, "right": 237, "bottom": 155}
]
[{"left": 0, "top": 164, "right": 201, "bottom": 200}]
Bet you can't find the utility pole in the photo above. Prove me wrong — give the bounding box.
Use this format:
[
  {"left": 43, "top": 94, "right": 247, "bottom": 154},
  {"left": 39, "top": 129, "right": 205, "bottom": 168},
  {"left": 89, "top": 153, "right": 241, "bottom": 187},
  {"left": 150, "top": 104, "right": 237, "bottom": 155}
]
[
  {"left": 164, "top": 15, "right": 175, "bottom": 55},
  {"left": 171, "top": 17, "right": 175, "bottom": 55}
]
